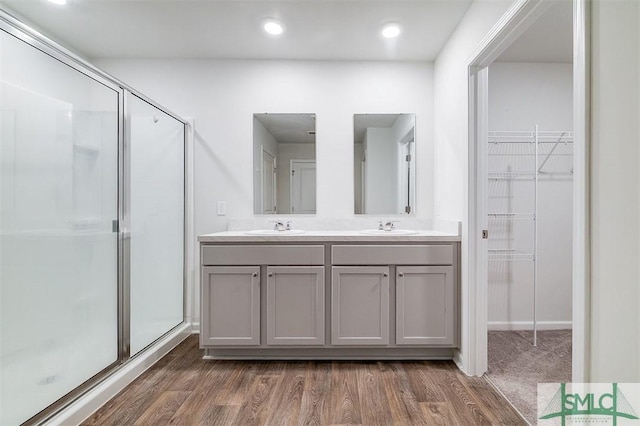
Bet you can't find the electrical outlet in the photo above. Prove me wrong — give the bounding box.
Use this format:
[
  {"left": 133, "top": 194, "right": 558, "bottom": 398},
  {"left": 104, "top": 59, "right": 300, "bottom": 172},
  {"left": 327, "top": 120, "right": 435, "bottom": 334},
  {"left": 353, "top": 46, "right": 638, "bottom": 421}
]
[{"left": 217, "top": 201, "right": 226, "bottom": 216}]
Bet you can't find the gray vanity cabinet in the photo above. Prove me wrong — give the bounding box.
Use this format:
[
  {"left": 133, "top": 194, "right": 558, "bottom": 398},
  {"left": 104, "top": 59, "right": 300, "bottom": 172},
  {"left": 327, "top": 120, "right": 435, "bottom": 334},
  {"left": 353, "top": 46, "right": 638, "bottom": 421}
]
[
  {"left": 331, "top": 244, "right": 457, "bottom": 348},
  {"left": 201, "top": 266, "right": 260, "bottom": 346},
  {"left": 200, "top": 244, "right": 325, "bottom": 349},
  {"left": 331, "top": 266, "right": 390, "bottom": 345},
  {"left": 396, "top": 266, "right": 455, "bottom": 345},
  {"left": 266, "top": 266, "right": 325, "bottom": 345},
  {"left": 199, "top": 240, "right": 459, "bottom": 357}
]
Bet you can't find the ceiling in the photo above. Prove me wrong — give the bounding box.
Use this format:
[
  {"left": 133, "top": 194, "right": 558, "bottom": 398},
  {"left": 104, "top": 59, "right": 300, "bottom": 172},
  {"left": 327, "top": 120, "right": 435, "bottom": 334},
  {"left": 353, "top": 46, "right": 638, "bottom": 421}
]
[
  {"left": 256, "top": 113, "right": 408, "bottom": 144},
  {"left": 255, "top": 113, "right": 316, "bottom": 144},
  {"left": 0, "top": 0, "right": 473, "bottom": 61},
  {"left": 354, "top": 113, "right": 402, "bottom": 143},
  {"left": 497, "top": 0, "right": 573, "bottom": 63}
]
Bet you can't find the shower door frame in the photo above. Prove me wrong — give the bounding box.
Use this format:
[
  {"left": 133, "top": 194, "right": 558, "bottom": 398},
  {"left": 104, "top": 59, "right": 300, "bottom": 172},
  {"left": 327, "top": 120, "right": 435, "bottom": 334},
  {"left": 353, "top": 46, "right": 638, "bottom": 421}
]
[{"left": 0, "top": 8, "right": 190, "bottom": 424}]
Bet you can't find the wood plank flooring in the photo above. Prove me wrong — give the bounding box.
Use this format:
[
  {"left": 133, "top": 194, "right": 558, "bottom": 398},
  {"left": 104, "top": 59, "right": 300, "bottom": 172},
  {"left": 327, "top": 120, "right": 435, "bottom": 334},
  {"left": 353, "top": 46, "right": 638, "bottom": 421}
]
[{"left": 82, "top": 336, "right": 525, "bottom": 425}]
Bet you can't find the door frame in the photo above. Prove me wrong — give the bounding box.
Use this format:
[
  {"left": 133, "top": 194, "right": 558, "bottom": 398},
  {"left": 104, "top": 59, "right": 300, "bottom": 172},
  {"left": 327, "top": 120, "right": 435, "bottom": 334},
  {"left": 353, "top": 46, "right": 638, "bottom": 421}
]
[
  {"left": 289, "top": 159, "right": 316, "bottom": 214},
  {"left": 397, "top": 127, "right": 415, "bottom": 214},
  {"left": 465, "top": 0, "right": 590, "bottom": 380},
  {"left": 260, "top": 146, "right": 277, "bottom": 214}
]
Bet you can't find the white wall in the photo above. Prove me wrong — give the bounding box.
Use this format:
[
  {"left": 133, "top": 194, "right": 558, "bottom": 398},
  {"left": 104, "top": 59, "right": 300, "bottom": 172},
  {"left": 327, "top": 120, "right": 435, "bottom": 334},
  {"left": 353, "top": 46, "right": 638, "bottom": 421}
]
[
  {"left": 590, "top": 0, "right": 640, "bottom": 382},
  {"left": 95, "top": 58, "right": 434, "bottom": 323},
  {"left": 433, "top": 0, "right": 514, "bottom": 221},
  {"left": 487, "top": 62, "right": 573, "bottom": 328},
  {"left": 432, "top": 0, "right": 513, "bottom": 373},
  {"left": 364, "top": 127, "right": 397, "bottom": 214},
  {"left": 95, "top": 59, "right": 434, "bottom": 228},
  {"left": 489, "top": 63, "right": 573, "bottom": 131}
]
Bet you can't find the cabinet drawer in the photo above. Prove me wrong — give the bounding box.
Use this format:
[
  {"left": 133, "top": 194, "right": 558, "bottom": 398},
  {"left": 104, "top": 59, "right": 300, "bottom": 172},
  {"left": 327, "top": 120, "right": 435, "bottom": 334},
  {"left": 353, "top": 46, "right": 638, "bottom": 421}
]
[
  {"left": 331, "top": 245, "right": 453, "bottom": 265},
  {"left": 202, "top": 245, "right": 324, "bottom": 266}
]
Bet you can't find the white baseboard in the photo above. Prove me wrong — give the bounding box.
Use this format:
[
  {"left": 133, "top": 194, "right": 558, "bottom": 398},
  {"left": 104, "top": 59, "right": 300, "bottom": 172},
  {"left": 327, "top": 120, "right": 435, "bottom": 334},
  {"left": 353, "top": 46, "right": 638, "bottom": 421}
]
[
  {"left": 453, "top": 350, "right": 467, "bottom": 375},
  {"left": 44, "top": 323, "right": 192, "bottom": 426},
  {"left": 488, "top": 321, "right": 572, "bottom": 331}
]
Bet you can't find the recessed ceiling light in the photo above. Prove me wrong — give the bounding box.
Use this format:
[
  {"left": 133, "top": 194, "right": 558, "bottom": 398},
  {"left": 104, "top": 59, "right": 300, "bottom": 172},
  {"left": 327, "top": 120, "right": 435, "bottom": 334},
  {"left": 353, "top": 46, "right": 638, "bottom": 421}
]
[
  {"left": 263, "top": 19, "right": 285, "bottom": 36},
  {"left": 381, "top": 23, "right": 401, "bottom": 39},
  {"left": 48, "top": 0, "right": 67, "bottom": 5}
]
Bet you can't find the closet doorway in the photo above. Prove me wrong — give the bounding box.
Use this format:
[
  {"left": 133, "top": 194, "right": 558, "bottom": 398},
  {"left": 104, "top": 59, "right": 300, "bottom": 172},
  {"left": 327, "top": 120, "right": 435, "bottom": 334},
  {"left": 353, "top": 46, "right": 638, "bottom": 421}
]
[
  {"left": 466, "top": 0, "right": 589, "bottom": 423},
  {"left": 485, "top": 3, "right": 574, "bottom": 420}
]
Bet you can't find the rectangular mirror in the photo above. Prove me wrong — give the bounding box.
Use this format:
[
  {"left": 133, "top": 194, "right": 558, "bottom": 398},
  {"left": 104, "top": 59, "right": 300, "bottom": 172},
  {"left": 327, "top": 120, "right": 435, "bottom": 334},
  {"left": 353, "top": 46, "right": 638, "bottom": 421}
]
[
  {"left": 253, "top": 113, "right": 316, "bottom": 214},
  {"left": 354, "top": 114, "right": 416, "bottom": 214}
]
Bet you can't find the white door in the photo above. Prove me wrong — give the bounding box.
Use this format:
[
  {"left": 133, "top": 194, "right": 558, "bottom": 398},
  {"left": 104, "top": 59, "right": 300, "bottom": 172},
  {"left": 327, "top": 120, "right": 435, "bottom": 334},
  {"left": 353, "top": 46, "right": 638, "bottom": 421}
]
[
  {"left": 261, "top": 148, "right": 276, "bottom": 213},
  {"left": 290, "top": 160, "right": 316, "bottom": 214}
]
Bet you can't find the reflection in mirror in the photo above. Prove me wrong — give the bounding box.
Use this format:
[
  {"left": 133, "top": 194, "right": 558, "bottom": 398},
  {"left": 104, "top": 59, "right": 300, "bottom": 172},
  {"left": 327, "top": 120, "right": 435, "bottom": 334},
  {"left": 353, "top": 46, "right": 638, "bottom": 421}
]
[
  {"left": 354, "top": 114, "right": 415, "bottom": 215},
  {"left": 253, "top": 113, "right": 316, "bottom": 214}
]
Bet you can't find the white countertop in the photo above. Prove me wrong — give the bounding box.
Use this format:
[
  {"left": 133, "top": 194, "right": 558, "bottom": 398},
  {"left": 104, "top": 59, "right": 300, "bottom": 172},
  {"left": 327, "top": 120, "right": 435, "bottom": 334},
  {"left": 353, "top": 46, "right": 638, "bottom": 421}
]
[{"left": 198, "top": 230, "right": 461, "bottom": 243}]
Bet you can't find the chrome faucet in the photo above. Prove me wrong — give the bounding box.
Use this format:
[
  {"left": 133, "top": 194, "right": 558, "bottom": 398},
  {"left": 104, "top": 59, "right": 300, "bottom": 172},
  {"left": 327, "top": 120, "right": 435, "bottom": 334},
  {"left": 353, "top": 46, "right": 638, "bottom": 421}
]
[
  {"left": 378, "top": 221, "right": 396, "bottom": 231},
  {"left": 271, "top": 220, "right": 293, "bottom": 231}
]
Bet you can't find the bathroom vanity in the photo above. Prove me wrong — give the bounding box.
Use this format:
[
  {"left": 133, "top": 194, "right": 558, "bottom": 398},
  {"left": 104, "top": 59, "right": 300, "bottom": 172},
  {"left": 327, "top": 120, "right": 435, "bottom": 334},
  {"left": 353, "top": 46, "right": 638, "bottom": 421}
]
[{"left": 198, "top": 231, "right": 461, "bottom": 359}]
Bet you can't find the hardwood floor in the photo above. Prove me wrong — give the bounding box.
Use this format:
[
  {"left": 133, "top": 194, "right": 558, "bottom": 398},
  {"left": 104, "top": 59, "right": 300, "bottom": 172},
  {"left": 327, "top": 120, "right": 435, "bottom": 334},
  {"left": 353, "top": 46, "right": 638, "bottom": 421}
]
[{"left": 82, "top": 336, "right": 525, "bottom": 425}]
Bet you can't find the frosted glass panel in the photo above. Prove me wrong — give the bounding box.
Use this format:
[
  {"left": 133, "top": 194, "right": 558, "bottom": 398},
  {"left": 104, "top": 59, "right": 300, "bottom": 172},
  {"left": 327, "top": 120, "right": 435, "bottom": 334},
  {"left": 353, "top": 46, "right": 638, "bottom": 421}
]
[
  {"left": 129, "top": 96, "right": 184, "bottom": 356},
  {"left": 0, "top": 32, "right": 118, "bottom": 424}
]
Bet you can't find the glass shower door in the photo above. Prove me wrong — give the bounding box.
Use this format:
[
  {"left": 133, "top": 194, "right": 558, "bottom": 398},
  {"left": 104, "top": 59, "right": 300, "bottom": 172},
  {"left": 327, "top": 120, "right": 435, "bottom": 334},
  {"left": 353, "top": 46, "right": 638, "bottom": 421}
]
[
  {"left": 0, "top": 31, "right": 119, "bottom": 425},
  {"left": 128, "top": 95, "right": 184, "bottom": 356}
]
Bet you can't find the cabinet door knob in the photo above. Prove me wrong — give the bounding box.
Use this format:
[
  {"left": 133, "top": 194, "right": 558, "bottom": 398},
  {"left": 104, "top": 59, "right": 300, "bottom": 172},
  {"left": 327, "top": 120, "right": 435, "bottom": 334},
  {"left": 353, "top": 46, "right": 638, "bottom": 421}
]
[
  {"left": 383, "top": 273, "right": 388, "bottom": 277},
  {"left": 252, "top": 272, "right": 258, "bottom": 277},
  {"left": 268, "top": 273, "right": 273, "bottom": 277},
  {"left": 398, "top": 272, "right": 404, "bottom": 277}
]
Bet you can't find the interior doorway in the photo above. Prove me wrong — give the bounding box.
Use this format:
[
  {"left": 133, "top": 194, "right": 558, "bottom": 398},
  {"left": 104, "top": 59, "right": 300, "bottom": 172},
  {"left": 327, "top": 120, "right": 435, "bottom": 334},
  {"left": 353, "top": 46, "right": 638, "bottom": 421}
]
[
  {"left": 484, "top": 16, "right": 574, "bottom": 417},
  {"left": 290, "top": 159, "right": 316, "bottom": 214},
  {"left": 466, "top": 0, "right": 590, "bottom": 422},
  {"left": 261, "top": 147, "right": 277, "bottom": 214}
]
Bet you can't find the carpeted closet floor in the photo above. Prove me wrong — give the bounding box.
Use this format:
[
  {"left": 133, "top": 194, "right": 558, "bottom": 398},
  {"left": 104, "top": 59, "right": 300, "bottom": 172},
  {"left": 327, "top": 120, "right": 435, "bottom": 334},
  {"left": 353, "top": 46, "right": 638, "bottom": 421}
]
[{"left": 487, "top": 330, "right": 572, "bottom": 425}]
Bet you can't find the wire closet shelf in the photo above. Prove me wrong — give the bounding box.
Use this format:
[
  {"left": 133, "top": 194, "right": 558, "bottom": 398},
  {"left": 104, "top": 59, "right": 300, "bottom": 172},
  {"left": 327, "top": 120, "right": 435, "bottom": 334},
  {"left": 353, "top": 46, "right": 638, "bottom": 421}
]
[{"left": 487, "top": 126, "right": 573, "bottom": 345}]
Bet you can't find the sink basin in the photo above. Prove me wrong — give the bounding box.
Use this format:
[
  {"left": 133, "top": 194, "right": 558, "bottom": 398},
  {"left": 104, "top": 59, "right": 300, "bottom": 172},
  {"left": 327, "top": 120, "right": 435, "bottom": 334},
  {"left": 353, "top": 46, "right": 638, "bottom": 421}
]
[
  {"left": 245, "top": 229, "right": 306, "bottom": 235},
  {"left": 360, "top": 229, "right": 419, "bottom": 235}
]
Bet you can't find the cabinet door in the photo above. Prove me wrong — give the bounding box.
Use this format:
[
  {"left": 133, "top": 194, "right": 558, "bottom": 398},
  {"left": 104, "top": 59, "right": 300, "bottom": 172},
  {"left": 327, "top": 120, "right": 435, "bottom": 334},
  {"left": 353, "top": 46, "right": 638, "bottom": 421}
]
[
  {"left": 266, "top": 266, "right": 325, "bottom": 345},
  {"left": 331, "top": 266, "right": 389, "bottom": 345},
  {"left": 396, "top": 266, "right": 455, "bottom": 345},
  {"left": 201, "top": 266, "right": 260, "bottom": 346}
]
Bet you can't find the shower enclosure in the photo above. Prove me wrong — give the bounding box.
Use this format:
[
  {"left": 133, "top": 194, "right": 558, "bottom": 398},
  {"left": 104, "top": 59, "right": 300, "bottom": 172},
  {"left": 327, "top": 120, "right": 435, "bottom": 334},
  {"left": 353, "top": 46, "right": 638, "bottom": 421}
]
[{"left": 0, "top": 12, "right": 187, "bottom": 425}]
